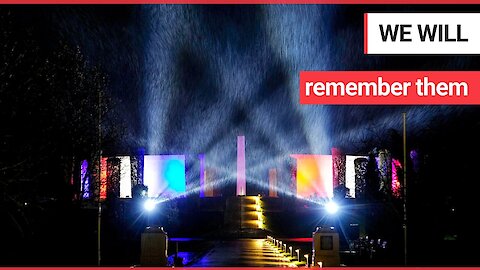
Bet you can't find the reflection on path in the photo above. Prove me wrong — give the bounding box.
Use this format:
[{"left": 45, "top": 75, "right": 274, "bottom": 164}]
[{"left": 191, "top": 239, "right": 293, "bottom": 267}]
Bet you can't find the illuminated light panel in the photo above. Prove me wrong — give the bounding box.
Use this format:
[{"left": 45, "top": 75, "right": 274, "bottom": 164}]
[
  {"left": 80, "top": 160, "right": 90, "bottom": 199},
  {"left": 291, "top": 164, "right": 297, "bottom": 192},
  {"left": 138, "top": 148, "right": 145, "bottom": 185},
  {"left": 345, "top": 156, "right": 356, "bottom": 198},
  {"left": 392, "top": 158, "right": 402, "bottom": 197},
  {"left": 205, "top": 168, "right": 217, "bottom": 197},
  {"left": 118, "top": 156, "right": 132, "bottom": 198},
  {"left": 377, "top": 150, "right": 392, "bottom": 192},
  {"left": 130, "top": 148, "right": 146, "bottom": 186},
  {"left": 100, "top": 157, "right": 108, "bottom": 200},
  {"left": 237, "top": 136, "right": 246, "bottom": 196},
  {"left": 291, "top": 155, "right": 333, "bottom": 199},
  {"left": 345, "top": 155, "right": 368, "bottom": 198},
  {"left": 268, "top": 168, "right": 278, "bottom": 197},
  {"left": 331, "top": 148, "right": 344, "bottom": 188},
  {"left": 144, "top": 155, "right": 186, "bottom": 198},
  {"left": 106, "top": 158, "right": 121, "bottom": 197},
  {"left": 199, "top": 154, "right": 206, "bottom": 197}
]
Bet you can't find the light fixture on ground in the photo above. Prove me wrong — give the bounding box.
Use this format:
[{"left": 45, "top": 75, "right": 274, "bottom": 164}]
[
  {"left": 304, "top": 254, "right": 309, "bottom": 267},
  {"left": 289, "top": 246, "right": 293, "bottom": 256},
  {"left": 295, "top": 249, "right": 300, "bottom": 261},
  {"left": 325, "top": 201, "right": 339, "bottom": 214},
  {"left": 144, "top": 199, "right": 157, "bottom": 212}
]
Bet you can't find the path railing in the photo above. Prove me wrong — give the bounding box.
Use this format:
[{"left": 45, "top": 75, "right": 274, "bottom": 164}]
[{"left": 266, "top": 235, "right": 311, "bottom": 267}]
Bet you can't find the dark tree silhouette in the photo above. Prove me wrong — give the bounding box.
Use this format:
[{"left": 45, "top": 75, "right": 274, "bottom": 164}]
[{"left": 0, "top": 10, "right": 120, "bottom": 243}]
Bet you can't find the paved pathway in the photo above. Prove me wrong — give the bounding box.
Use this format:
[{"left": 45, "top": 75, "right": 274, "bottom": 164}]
[{"left": 191, "top": 239, "right": 293, "bottom": 267}]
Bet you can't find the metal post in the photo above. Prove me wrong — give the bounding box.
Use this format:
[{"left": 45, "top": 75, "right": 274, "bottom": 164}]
[
  {"left": 402, "top": 112, "right": 407, "bottom": 266},
  {"left": 97, "top": 201, "right": 102, "bottom": 266},
  {"left": 97, "top": 87, "right": 102, "bottom": 266}
]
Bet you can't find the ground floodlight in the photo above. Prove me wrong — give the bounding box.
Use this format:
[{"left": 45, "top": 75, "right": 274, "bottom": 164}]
[
  {"left": 325, "top": 201, "right": 339, "bottom": 214},
  {"left": 144, "top": 199, "right": 156, "bottom": 212}
]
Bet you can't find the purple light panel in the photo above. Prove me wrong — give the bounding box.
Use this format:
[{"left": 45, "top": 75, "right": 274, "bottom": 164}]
[
  {"left": 80, "top": 160, "right": 90, "bottom": 199},
  {"left": 199, "top": 154, "right": 205, "bottom": 197}
]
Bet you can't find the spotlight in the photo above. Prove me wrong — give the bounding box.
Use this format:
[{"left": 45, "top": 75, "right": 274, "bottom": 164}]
[
  {"left": 143, "top": 199, "right": 157, "bottom": 212},
  {"left": 325, "top": 201, "right": 339, "bottom": 214}
]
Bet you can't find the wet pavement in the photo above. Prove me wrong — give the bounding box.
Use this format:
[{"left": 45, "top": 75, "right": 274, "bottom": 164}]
[{"left": 191, "top": 239, "right": 293, "bottom": 267}]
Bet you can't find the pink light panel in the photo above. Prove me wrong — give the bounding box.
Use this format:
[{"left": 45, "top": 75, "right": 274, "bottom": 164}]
[{"left": 237, "top": 136, "right": 246, "bottom": 196}]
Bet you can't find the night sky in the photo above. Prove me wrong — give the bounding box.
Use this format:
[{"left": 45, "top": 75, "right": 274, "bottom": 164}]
[{"left": 4, "top": 5, "right": 480, "bottom": 184}]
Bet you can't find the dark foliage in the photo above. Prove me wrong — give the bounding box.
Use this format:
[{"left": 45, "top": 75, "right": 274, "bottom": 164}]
[{"left": 0, "top": 11, "right": 121, "bottom": 258}]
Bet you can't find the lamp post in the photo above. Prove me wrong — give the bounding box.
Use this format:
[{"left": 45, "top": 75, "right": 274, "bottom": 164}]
[
  {"left": 289, "top": 246, "right": 293, "bottom": 257},
  {"left": 283, "top": 244, "right": 287, "bottom": 252},
  {"left": 304, "top": 254, "right": 309, "bottom": 267},
  {"left": 279, "top": 241, "right": 282, "bottom": 249},
  {"left": 96, "top": 86, "right": 102, "bottom": 266},
  {"left": 295, "top": 249, "right": 300, "bottom": 261},
  {"left": 403, "top": 112, "right": 408, "bottom": 266}
]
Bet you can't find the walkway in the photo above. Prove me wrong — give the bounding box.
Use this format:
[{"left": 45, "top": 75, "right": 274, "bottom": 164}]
[{"left": 191, "top": 239, "right": 293, "bottom": 267}]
